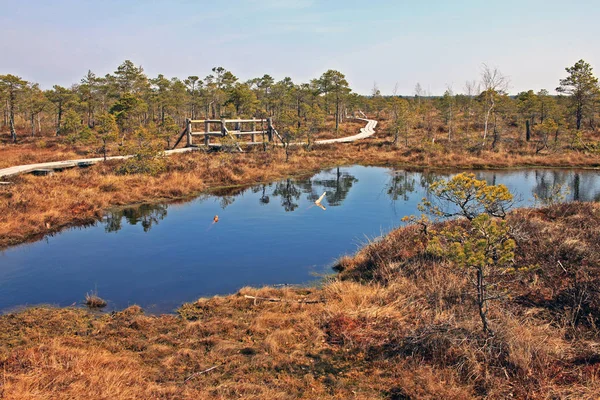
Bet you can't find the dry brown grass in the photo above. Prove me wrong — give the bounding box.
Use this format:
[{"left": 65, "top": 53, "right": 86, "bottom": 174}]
[
  {"left": 0, "top": 138, "right": 85, "bottom": 169},
  {"left": 1, "top": 203, "right": 599, "bottom": 399}
]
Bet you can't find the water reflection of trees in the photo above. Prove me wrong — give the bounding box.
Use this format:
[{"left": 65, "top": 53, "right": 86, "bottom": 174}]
[
  {"left": 250, "top": 168, "right": 360, "bottom": 212},
  {"left": 311, "top": 167, "right": 358, "bottom": 206},
  {"left": 531, "top": 170, "right": 600, "bottom": 202},
  {"left": 251, "top": 184, "right": 271, "bottom": 205},
  {"left": 103, "top": 169, "right": 600, "bottom": 231},
  {"left": 212, "top": 186, "right": 248, "bottom": 209},
  {"left": 532, "top": 170, "right": 570, "bottom": 202},
  {"left": 272, "top": 179, "right": 302, "bottom": 212},
  {"left": 383, "top": 170, "right": 458, "bottom": 211},
  {"left": 105, "top": 204, "right": 168, "bottom": 233},
  {"left": 387, "top": 171, "right": 417, "bottom": 202},
  {"left": 212, "top": 170, "right": 360, "bottom": 213}
]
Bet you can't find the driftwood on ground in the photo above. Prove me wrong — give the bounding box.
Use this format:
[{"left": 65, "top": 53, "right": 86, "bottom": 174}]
[{"left": 243, "top": 295, "right": 325, "bottom": 305}]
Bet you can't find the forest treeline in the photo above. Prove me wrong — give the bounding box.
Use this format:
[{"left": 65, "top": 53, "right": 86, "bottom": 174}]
[{"left": 0, "top": 59, "right": 598, "bottom": 153}]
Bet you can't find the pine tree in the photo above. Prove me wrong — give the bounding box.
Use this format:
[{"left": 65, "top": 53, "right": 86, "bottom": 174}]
[
  {"left": 557, "top": 59, "right": 599, "bottom": 130},
  {"left": 0, "top": 74, "right": 28, "bottom": 142}
]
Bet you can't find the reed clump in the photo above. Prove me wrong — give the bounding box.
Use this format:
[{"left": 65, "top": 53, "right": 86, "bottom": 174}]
[{"left": 85, "top": 291, "right": 107, "bottom": 308}]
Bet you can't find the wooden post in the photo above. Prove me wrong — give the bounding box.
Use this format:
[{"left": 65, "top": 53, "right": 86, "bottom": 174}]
[
  {"left": 252, "top": 121, "right": 256, "bottom": 143},
  {"left": 186, "top": 118, "right": 193, "bottom": 147},
  {"left": 221, "top": 119, "right": 227, "bottom": 137},
  {"left": 204, "top": 121, "right": 210, "bottom": 146},
  {"left": 235, "top": 121, "right": 241, "bottom": 140},
  {"left": 267, "top": 118, "right": 274, "bottom": 142}
]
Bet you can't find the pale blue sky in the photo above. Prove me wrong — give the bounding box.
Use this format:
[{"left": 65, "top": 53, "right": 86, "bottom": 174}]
[{"left": 1, "top": 0, "right": 599, "bottom": 95}]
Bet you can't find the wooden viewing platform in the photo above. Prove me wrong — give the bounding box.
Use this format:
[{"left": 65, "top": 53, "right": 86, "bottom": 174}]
[
  {"left": 172, "top": 115, "right": 377, "bottom": 150},
  {"left": 172, "top": 118, "right": 283, "bottom": 150}
]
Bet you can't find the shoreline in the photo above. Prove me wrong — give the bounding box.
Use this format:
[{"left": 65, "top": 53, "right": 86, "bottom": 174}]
[{"left": 1, "top": 156, "right": 598, "bottom": 252}]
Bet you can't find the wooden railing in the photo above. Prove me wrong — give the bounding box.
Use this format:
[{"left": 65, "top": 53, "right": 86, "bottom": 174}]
[
  {"left": 187, "top": 118, "right": 275, "bottom": 147},
  {"left": 172, "top": 117, "right": 281, "bottom": 150}
]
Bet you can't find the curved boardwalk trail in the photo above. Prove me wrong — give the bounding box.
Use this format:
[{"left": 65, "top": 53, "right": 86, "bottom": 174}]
[
  {"left": 0, "top": 148, "right": 194, "bottom": 179},
  {"left": 0, "top": 118, "right": 377, "bottom": 179},
  {"left": 314, "top": 117, "right": 377, "bottom": 144}
]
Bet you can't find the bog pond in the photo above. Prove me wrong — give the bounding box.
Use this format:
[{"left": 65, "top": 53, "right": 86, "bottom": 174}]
[{"left": 1, "top": 166, "right": 599, "bottom": 313}]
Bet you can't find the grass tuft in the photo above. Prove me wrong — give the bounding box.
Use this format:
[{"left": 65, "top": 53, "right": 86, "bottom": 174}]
[{"left": 85, "top": 290, "right": 107, "bottom": 309}]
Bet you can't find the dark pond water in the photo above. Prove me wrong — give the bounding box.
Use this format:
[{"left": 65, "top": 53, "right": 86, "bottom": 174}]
[{"left": 1, "top": 166, "right": 599, "bottom": 314}]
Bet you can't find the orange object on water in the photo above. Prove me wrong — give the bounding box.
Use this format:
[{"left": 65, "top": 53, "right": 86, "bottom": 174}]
[{"left": 213, "top": 215, "right": 219, "bottom": 223}]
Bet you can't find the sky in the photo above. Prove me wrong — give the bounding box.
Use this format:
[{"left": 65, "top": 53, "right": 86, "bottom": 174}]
[{"left": 1, "top": 0, "right": 599, "bottom": 95}]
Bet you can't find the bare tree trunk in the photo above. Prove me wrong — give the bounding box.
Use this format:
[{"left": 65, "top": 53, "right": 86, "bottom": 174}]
[
  {"left": 284, "top": 142, "right": 290, "bottom": 162},
  {"left": 392, "top": 106, "right": 399, "bottom": 146},
  {"left": 491, "top": 113, "right": 499, "bottom": 149},
  {"left": 2, "top": 99, "right": 8, "bottom": 128},
  {"left": 540, "top": 103, "right": 546, "bottom": 123},
  {"left": 9, "top": 109, "right": 16, "bottom": 143},
  {"left": 576, "top": 100, "right": 582, "bottom": 130},
  {"left": 56, "top": 104, "right": 63, "bottom": 136},
  {"left": 335, "top": 96, "right": 340, "bottom": 133},
  {"left": 87, "top": 104, "right": 93, "bottom": 128},
  {"left": 8, "top": 92, "right": 17, "bottom": 143},
  {"left": 483, "top": 98, "right": 494, "bottom": 143},
  {"left": 575, "top": 100, "right": 583, "bottom": 130},
  {"left": 448, "top": 102, "right": 453, "bottom": 141},
  {"left": 476, "top": 268, "right": 491, "bottom": 335},
  {"left": 297, "top": 98, "right": 301, "bottom": 129},
  {"left": 466, "top": 107, "right": 471, "bottom": 137},
  {"left": 102, "top": 138, "right": 108, "bottom": 161}
]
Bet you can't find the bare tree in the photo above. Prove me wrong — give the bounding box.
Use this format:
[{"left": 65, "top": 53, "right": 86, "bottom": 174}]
[
  {"left": 390, "top": 83, "right": 410, "bottom": 147},
  {"left": 464, "top": 80, "right": 479, "bottom": 136},
  {"left": 442, "top": 84, "right": 454, "bottom": 141},
  {"left": 480, "top": 65, "right": 509, "bottom": 143},
  {"left": 414, "top": 82, "right": 424, "bottom": 107},
  {"left": 391, "top": 83, "right": 400, "bottom": 144}
]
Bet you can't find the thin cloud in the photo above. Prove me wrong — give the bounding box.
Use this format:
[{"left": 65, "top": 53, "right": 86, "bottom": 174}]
[{"left": 247, "top": 0, "right": 315, "bottom": 9}]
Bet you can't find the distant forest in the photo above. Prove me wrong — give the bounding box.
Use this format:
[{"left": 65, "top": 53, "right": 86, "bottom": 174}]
[{"left": 1, "top": 60, "right": 598, "bottom": 151}]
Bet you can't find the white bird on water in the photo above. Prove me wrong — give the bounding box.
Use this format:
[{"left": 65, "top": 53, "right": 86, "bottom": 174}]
[{"left": 315, "top": 191, "right": 327, "bottom": 210}]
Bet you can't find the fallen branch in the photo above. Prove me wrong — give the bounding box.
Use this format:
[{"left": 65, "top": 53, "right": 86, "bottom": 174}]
[
  {"left": 183, "top": 365, "right": 220, "bottom": 383},
  {"left": 558, "top": 260, "right": 568, "bottom": 274},
  {"left": 0, "top": 182, "right": 12, "bottom": 185},
  {"left": 243, "top": 294, "right": 325, "bottom": 305}
]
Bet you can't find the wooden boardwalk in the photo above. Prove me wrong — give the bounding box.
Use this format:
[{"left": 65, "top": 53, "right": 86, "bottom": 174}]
[
  {"left": 0, "top": 118, "right": 377, "bottom": 179},
  {"left": 314, "top": 118, "right": 377, "bottom": 144},
  {"left": 0, "top": 148, "right": 195, "bottom": 179}
]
